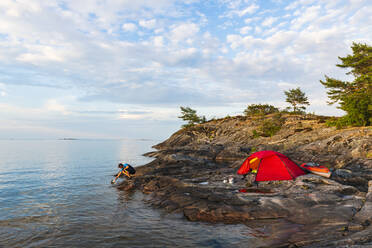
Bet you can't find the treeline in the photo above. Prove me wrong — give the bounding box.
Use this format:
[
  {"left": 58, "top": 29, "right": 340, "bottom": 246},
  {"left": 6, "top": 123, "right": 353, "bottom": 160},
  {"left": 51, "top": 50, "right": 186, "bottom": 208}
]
[{"left": 179, "top": 42, "right": 371, "bottom": 129}]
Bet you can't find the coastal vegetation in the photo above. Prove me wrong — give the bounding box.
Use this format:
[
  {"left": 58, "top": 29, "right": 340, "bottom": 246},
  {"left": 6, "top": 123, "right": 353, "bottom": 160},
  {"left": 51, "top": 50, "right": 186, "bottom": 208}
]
[
  {"left": 243, "top": 104, "right": 279, "bottom": 116},
  {"left": 320, "top": 42, "right": 371, "bottom": 127},
  {"left": 257, "top": 114, "right": 285, "bottom": 137}
]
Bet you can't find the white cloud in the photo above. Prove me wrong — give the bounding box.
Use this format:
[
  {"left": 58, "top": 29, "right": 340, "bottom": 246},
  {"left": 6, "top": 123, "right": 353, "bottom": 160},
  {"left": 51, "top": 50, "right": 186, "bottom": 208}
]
[
  {"left": 152, "top": 36, "right": 164, "bottom": 47},
  {"left": 119, "top": 107, "right": 178, "bottom": 121},
  {"left": 226, "top": 34, "right": 243, "bottom": 49},
  {"left": 122, "top": 23, "right": 137, "bottom": 32},
  {"left": 255, "top": 26, "right": 262, "bottom": 33},
  {"left": 166, "top": 47, "right": 198, "bottom": 65},
  {"left": 240, "top": 26, "right": 252, "bottom": 35},
  {"left": 169, "top": 23, "right": 200, "bottom": 44},
  {"left": 17, "top": 46, "right": 67, "bottom": 64},
  {"left": 290, "top": 5, "right": 321, "bottom": 29},
  {"left": 277, "top": 82, "right": 298, "bottom": 89},
  {"left": 116, "top": 107, "right": 178, "bottom": 121},
  {"left": 222, "top": 0, "right": 371, "bottom": 90},
  {"left": 119, "top": 113, "right": 147, "bottom": 120},
  {"left": 222, "top": 3, "right": 259, "bottom": 18},
  {"left": 154, "top": 28, "right": 164, "bottom": 34},
  {"left": 262, "top": 17, "right": 278, "bottom": 27},
  {"left": 45, "top": 99, "right": 70, "bottom": 115},
  {"left": 196, "top": 11, "right": 208, "bottom": 26},
  {"left": 285, "top": 0, "right": 317, "bottom": 10},
  {"left": 237, "top": 4, "right": 259, "bottom": 17},
  {"left": 244, "top": 18, "right": 253, "bottom": 24},
  {"left": 139, "top": 19, "right": 157, "bottom": 29},
  {"left": 0, "top": 83, "right": 7, "bottom": 97}
]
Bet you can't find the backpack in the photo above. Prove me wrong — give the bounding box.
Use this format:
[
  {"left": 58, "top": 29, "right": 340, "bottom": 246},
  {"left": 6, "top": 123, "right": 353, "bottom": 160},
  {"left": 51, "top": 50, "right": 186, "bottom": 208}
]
[{"left": 125, "top": 164, "right": 136, "bottom": 174}]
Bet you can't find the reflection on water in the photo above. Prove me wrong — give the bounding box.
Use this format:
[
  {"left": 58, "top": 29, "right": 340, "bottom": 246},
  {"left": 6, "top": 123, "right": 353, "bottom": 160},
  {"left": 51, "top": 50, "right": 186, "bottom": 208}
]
[{"left": 0, "top": 140, "right": 254, "bottom": 247}]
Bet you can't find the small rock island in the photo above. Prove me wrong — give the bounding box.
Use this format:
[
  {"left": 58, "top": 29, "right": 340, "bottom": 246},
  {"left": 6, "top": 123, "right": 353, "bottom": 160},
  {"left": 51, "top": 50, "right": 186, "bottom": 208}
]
[{"left": 118, "top": 114, "right": 371, "bottom": 247}]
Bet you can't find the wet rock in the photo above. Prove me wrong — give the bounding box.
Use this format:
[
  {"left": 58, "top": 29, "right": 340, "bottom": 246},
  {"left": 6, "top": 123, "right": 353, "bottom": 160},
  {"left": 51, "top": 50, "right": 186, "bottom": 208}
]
[{"left": 117, "top": 180, "right": 136, "bottom": 191}]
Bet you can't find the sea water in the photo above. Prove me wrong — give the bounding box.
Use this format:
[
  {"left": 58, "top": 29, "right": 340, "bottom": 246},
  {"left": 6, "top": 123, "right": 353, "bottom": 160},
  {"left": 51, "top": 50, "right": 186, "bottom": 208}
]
[{"left": 0, "top": 139, "right": 254, "bottom": 247}]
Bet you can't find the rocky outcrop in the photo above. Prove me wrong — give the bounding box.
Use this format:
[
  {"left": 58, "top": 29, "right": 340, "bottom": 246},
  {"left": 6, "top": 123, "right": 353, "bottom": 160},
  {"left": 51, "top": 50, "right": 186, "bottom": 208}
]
[
  {"left": 151, "top": 115, "right": 372, "bottom": 191},
  {"left": 118, "top": 114, "right": 372, "bottom": 247}
]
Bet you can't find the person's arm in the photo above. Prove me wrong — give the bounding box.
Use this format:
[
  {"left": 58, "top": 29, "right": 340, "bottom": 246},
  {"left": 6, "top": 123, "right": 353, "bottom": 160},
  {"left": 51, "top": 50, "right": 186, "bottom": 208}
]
[{"left": 113, "top": 170, "right": 123, "bottom": 182}]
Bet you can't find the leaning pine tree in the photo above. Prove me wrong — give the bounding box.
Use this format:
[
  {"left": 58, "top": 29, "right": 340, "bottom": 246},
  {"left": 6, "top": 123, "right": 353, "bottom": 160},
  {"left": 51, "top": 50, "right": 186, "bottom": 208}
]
[
  {"left": 178, "top": 106, "right": 206, "bottom": 128},
  {"left": 320, "top": 42, "right": 372, "bottom": 126}
]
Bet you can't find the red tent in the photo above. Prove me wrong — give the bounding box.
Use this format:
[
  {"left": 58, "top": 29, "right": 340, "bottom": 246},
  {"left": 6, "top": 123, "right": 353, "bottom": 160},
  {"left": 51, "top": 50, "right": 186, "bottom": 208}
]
[{"left": 237, "top": 150, "right": 306, "bottom": 181}]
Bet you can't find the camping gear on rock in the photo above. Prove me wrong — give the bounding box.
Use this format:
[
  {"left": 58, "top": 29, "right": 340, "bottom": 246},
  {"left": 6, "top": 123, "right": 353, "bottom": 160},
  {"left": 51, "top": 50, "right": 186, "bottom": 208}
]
[
  {"left": 125, "top": 164, "right": 136, "bottom": 175},
  {"left": 300, "top": 162, "right": 331, "bottom": 178},
  {"left": 237, "top": 150, "right": 306, "bottom": 182},
  {"left": 228, "top": 176, "right": 234, "bottom": 184}
]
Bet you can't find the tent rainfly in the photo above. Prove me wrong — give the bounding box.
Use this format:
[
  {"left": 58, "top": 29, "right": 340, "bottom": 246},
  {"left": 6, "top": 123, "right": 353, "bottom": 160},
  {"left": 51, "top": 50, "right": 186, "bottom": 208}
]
[{"left": 237, "top": 150, "right": 306, "bottom": 181}]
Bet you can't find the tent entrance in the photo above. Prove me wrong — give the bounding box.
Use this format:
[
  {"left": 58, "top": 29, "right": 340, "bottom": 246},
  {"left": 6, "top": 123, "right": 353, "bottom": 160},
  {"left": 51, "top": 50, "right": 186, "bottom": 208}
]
[{"left": 249, "top": 157, "right": 260, "bottom": 173}]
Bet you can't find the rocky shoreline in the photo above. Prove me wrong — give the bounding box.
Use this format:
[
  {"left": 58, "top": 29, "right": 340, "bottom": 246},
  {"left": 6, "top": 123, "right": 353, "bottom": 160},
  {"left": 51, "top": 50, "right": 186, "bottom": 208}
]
[{"left": 118, "top": 114, "right": 372, "bottom": 247}]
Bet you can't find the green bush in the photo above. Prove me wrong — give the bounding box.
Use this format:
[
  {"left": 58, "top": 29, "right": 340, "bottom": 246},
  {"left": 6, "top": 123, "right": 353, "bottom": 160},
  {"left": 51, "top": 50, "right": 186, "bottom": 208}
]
[
  {"left": 252, "top": 129, "right": 260, "bottom": 138},
  {"left": 260, "top": 119, "right": 283, "bottom": 137},
  {"left": 251, "top": 114, "right": 285, "bottom": 137},
  {"left": 244, "top": 104, "right": 279, "bottom": 116}
]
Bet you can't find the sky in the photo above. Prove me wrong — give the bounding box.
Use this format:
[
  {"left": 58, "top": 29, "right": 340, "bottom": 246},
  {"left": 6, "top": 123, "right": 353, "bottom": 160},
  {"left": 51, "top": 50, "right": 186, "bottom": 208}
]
[{"left": 0, "top": 0, "right": 371, "bottom": 140}]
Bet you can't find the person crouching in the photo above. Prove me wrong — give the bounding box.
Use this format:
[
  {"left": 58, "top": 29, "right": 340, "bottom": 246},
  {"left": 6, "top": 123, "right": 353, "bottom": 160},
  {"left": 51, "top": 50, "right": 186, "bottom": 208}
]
[{"left": 112, "top": 163, "right": 136, "bottom": 184}]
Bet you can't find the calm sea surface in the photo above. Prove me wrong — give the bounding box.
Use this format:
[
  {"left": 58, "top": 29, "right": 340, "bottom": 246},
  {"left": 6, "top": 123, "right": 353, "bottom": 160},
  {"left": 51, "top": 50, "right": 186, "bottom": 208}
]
[{"left": 0, "top": 139, "right": 254, "bottom": 247}]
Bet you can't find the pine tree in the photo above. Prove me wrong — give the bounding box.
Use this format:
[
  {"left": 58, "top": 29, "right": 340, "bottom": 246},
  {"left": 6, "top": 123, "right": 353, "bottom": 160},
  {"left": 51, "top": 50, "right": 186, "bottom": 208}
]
[
  {"left": 284, "top": 87, "right": 310, "bottom": 113},
  {"left": 178, "top": 107, "right": 206, "bottom": 128},
  {"left": 320, "top": 42, "right": 372, "bottom": 126}
]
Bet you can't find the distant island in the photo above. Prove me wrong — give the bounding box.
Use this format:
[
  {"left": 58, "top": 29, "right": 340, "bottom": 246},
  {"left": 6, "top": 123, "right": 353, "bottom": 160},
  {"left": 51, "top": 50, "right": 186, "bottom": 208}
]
[{"left": 58, "top": 138, "right": 79, "bottom": 140}]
